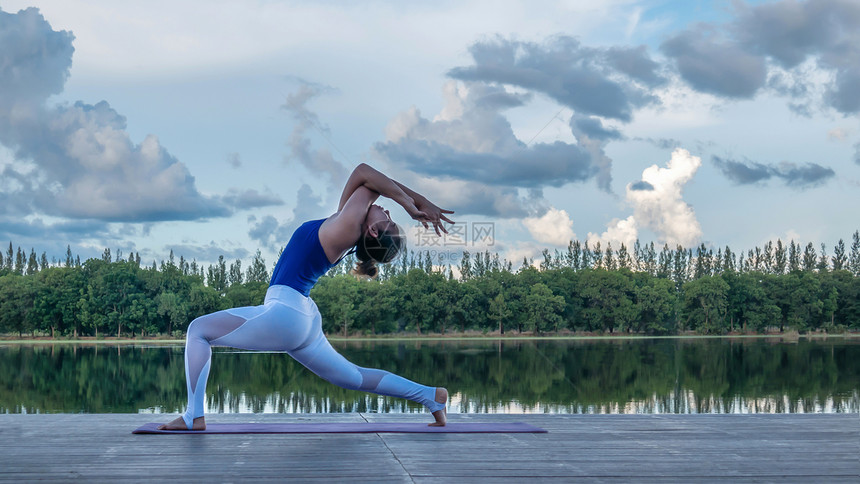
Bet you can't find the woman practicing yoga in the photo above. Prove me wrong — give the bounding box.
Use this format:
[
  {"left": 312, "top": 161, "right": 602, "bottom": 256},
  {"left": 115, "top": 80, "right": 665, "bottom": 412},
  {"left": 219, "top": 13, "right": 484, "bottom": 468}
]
[{"left": 159, "top": 163, "right": 455, "bottom": 430}]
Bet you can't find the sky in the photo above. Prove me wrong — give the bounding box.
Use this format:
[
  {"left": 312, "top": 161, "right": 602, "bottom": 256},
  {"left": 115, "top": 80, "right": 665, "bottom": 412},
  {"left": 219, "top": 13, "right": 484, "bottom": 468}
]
[{"left": 1, "top": 0, "right": 859, "bottom": 271}]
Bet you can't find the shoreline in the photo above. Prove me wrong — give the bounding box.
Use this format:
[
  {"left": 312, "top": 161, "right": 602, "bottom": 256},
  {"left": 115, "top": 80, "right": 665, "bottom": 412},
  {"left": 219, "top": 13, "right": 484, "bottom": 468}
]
[{"left": 2, "top": 331, "right": 859, "bottom": 345}]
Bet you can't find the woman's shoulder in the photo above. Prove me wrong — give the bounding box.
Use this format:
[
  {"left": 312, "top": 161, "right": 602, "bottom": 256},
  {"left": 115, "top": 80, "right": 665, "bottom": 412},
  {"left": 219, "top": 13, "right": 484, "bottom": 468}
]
[
  {"left": 311, "top": 212, "right": 354, "bottom": 261},
  {"left": 317, "top": 213, "right": 358, "bottom": 263}
]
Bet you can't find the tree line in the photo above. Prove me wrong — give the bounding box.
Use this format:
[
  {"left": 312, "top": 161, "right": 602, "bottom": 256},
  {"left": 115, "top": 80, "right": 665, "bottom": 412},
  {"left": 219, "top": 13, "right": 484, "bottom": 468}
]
[{"left": 1, "top": 232, "right": 860, "bottom": 338}]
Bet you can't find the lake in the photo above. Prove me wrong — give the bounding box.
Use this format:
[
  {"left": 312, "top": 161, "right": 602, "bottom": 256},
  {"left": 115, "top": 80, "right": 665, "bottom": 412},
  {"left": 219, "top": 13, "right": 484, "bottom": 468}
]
[{"left": 1, "top": 337, "right": 858, "bottom": 415}]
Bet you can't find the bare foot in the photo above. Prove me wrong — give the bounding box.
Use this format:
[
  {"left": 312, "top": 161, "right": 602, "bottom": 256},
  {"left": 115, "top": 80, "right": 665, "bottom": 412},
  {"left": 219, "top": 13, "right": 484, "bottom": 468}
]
[
  {"left": 157, "top": 416, "right": 205, "bottom": 431},
  {"left": 429, "top": 387, "right": 448, "bottom": 427}
]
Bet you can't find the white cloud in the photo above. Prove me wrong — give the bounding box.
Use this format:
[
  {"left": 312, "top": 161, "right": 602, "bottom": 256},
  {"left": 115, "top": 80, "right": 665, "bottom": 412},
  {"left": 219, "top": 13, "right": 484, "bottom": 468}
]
[
  {"left": 375, "top": 81, "right": 598, "bottom": 216},
  {"left": 0, "top": 8, "right": 249, "bottom": 222},
  {"left": 383, "top": 81, "right": 525, "bottom": 154},
  {"left": 593, "top": 148, "right": 702, "bottom": 248},
  {"left": 501, "top": 241, "right": 544, "bottom": 269},
  {"left": 434, "top": 81, "right": 468, "bottom": 123},
  {"left": 282, "top": 81, "right": 350, "bottom": 189},
  {"left": 628, "top": 148, "right": 702, "bottom": 247},
  {"left": 587, "top": 215, "right": 637, "bottom": 248},
  {"left": 523, "top": 207, "right": 576, "bottom": 246}
]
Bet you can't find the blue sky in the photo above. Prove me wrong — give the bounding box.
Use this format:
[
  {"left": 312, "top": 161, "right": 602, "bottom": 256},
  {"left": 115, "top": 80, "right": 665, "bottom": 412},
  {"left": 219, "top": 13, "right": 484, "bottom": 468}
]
[{"left": 1, "top": 0, "right": 858, "bottom": 271}]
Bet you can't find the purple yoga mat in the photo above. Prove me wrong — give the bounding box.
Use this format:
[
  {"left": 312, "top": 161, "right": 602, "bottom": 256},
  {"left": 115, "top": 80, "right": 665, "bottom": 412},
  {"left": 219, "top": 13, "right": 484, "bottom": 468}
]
[{"left": 133, "top": 421, "right": 547, "bottom": 434}]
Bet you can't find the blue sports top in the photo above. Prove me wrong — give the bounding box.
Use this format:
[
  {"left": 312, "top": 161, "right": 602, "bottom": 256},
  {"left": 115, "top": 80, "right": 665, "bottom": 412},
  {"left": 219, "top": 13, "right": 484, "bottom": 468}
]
[{"left": 269, "top": 218, "right": 342, "bottom": 296}]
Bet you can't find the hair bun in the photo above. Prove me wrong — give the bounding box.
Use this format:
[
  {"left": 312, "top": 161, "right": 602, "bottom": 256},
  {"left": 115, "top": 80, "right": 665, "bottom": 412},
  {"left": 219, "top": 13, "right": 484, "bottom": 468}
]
[{"left": 352, "top": 258, "right": 378, "bottom": 279}]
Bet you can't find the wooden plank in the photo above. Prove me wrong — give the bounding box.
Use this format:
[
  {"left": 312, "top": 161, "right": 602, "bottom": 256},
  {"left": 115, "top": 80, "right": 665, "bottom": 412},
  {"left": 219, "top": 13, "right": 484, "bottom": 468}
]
[{"left": 0, "top": 413, "right": 857, "bottom": 482}]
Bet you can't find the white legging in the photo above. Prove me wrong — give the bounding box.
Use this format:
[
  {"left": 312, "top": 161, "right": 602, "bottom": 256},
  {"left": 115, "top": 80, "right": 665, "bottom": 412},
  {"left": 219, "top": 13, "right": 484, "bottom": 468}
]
[{"left": 180, "top": 284, "right": 443, "bottom": 428}]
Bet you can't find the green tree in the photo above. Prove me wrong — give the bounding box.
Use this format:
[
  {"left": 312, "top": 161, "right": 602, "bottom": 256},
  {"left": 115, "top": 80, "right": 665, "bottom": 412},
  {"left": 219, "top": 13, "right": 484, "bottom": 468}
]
[
  {"left": 762, "top": 241, "right": 774, "bottom": 273},
  {"left": 489, "top": 293, "right": 512, "bottom": 334},
  {"left": 632, "top": 274, "right": 676, "bottom": 334},
  {"left": 0, "top": 274, "right": 41, "bottom": 336},
  {"left": 578, "top": 270, "right": 636, "bottom": 333},
  {"left": 228, "top": 259, "right": 243, "bottom": 286},
  {"left": 224, "top": 283, "right": 252, "bottom": 308},
  {"left": 156, "top": 291, "right": 189, "bottom": 336},
  {"left": 693, "top": 244, "right": 708, "bottom": 279},
  {"left": 603, "top": 243, "right": 617, "bottom": 271},
  {"left": 849, "top": 230, "right": 860, "bottom": 276},
  {"left": 127, "top": 294, "right": 158, "bottom": 336},
  {"left": 542, "top": 267, "right": 581, "bottom": 330},
  {"left": 581, "top": 241, "right": 592, "bottom": 270},
  {"left": 353, "top": 280, "right": 396, "bottom": 334},
  {"left": 788, "top": 240, "right": 801, "bottom": 272},
  {"left": 246, "top": 249, "right": 269, "bottom": 283},
  {"left": 446, "top": 280, "right": 475, "bottom": 332},
  {"left": 5, "top": 242, "right": 12, "bottom": 271},
  {"left": 591, "top": 241, "right": 603, "bottom": 269},
  {"left": 826, "top": 270, "right": 860, "bottom": 330},
  {"left": 784, "top": 272, "right": 823, "bottom": 332},
  {"left": 802, "top": 243, "right": 816, "bottom": 272},
  {"left": 722, "top": 246, "right": 736, "bottom": 273},
  {"left": 188, "top": 283, "right": 222, "bottom": 322},
  {"left": 33, "top": 267, "right": 83, "bottom": 337},
  {"left": 832, "top": 239, "right": 847, "bottom": 271},
  {"left": 15, "top": 247, "right": 25, "bottom": 275},
  {"left": 313, "top": 275, "right": 359, "bottom": 336},
  {"left": 397, "top": 270, "right": 447, "bottom": 334},
  {"left": 459, "top": 251, "right": 472, "bottom": 281},
  {"left": 617, "top": 243, "right": 632, "bottom": 270},
  {"left": 63, "top": 246, "right": 73, "bottom": 267},
  {"left": 77, "top": 260, "right": 142, "bottom": 338},
  {"left": 566, "top": 240, "right": 581, "bottom": 269},
  {"left": 523, "top": 283, "right": 565, "bottom": 334},
  {"left": 723, "top": 272, "right": 781, "bottom": 332},
  {"left": 682, "top": 276, "right": 729, "bottom": 333},
  {"left": 816, "top": 243, "right": 829, "bottom": 272},
  {"left": 433, "top": 277, "right": 462, "bottom": 334},
  {"left": 207, "top": 256, "right": 228, "bottom": 294},
  {"left": 672, "top": 246, "right": 690, "bottom": 289},
  {"left": 773, "top": 239, "right": 787, "bottom": 274}
]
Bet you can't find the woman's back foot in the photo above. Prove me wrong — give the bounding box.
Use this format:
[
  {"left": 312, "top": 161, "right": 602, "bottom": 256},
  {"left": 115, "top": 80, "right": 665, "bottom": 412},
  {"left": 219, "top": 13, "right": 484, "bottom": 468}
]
[
  {"left": 429, "top": 387, "right": 448, "bottom": 427},
  {"left": 157, "top": 416, "right": 206, "bottom": 431}
]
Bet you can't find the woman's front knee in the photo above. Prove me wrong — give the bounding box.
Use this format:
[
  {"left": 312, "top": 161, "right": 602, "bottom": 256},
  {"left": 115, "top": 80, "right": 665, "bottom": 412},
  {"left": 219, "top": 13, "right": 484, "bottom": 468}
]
[{"left": 185, "top": 317, "right": 209, "bottom": 340}]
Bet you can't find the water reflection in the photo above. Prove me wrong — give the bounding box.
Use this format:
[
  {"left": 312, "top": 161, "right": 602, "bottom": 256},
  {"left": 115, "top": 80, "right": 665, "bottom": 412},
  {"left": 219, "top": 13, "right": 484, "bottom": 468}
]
[{"left": 1, "top": 338, "right": 857, "bottom": 414}]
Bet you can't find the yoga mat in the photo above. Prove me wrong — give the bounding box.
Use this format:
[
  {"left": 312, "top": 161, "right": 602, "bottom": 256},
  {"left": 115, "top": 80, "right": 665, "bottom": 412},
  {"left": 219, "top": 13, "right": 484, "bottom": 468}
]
[{"left": 133, "top": 422, "right": 547, "bottom": 434}]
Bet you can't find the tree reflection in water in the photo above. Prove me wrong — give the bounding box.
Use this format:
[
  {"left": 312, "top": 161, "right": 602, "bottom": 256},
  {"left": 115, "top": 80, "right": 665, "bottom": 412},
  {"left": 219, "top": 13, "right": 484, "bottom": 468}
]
[{"left": 1, "top": 338, "right": 857, "bottom": 414}]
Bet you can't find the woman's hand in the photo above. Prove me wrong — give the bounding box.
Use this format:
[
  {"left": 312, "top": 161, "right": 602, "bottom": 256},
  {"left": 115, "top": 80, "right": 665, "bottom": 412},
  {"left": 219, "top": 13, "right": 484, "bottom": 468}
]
[
  {"left": 412, "top": 198, "right": 455, "bottom": 236},
  {"left": 402, "top": 198, "right": 430, "bottom": 224}
]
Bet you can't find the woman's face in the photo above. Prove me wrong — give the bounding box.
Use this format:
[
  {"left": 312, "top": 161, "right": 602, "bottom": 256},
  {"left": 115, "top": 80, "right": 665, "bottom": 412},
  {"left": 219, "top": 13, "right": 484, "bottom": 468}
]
[{"left": 364, "top": 204, "right": 394, "bottom": 237}]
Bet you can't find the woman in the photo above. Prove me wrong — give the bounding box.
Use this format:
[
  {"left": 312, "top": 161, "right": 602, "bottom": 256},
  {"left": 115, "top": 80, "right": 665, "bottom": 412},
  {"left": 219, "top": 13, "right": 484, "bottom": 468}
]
[{"left": 159, "top": 163, "right": 455, "bottom": 430}]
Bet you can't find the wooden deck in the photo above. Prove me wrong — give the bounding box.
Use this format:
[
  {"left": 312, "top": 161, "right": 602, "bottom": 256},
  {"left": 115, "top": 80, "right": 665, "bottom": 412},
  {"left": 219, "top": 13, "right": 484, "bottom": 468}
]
[{"left": 0, "top": 413, "right": 857, "bottom": 482}]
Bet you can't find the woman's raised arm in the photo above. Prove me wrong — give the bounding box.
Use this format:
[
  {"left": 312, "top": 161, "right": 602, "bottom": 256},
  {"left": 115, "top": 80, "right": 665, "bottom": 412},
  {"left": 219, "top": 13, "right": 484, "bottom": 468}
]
[
  {"left": 338, "top": 164, "right": 407, "bottom": 209},
  {"left": 336, "top": 163, "right": 455, "bottom": 234}
]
